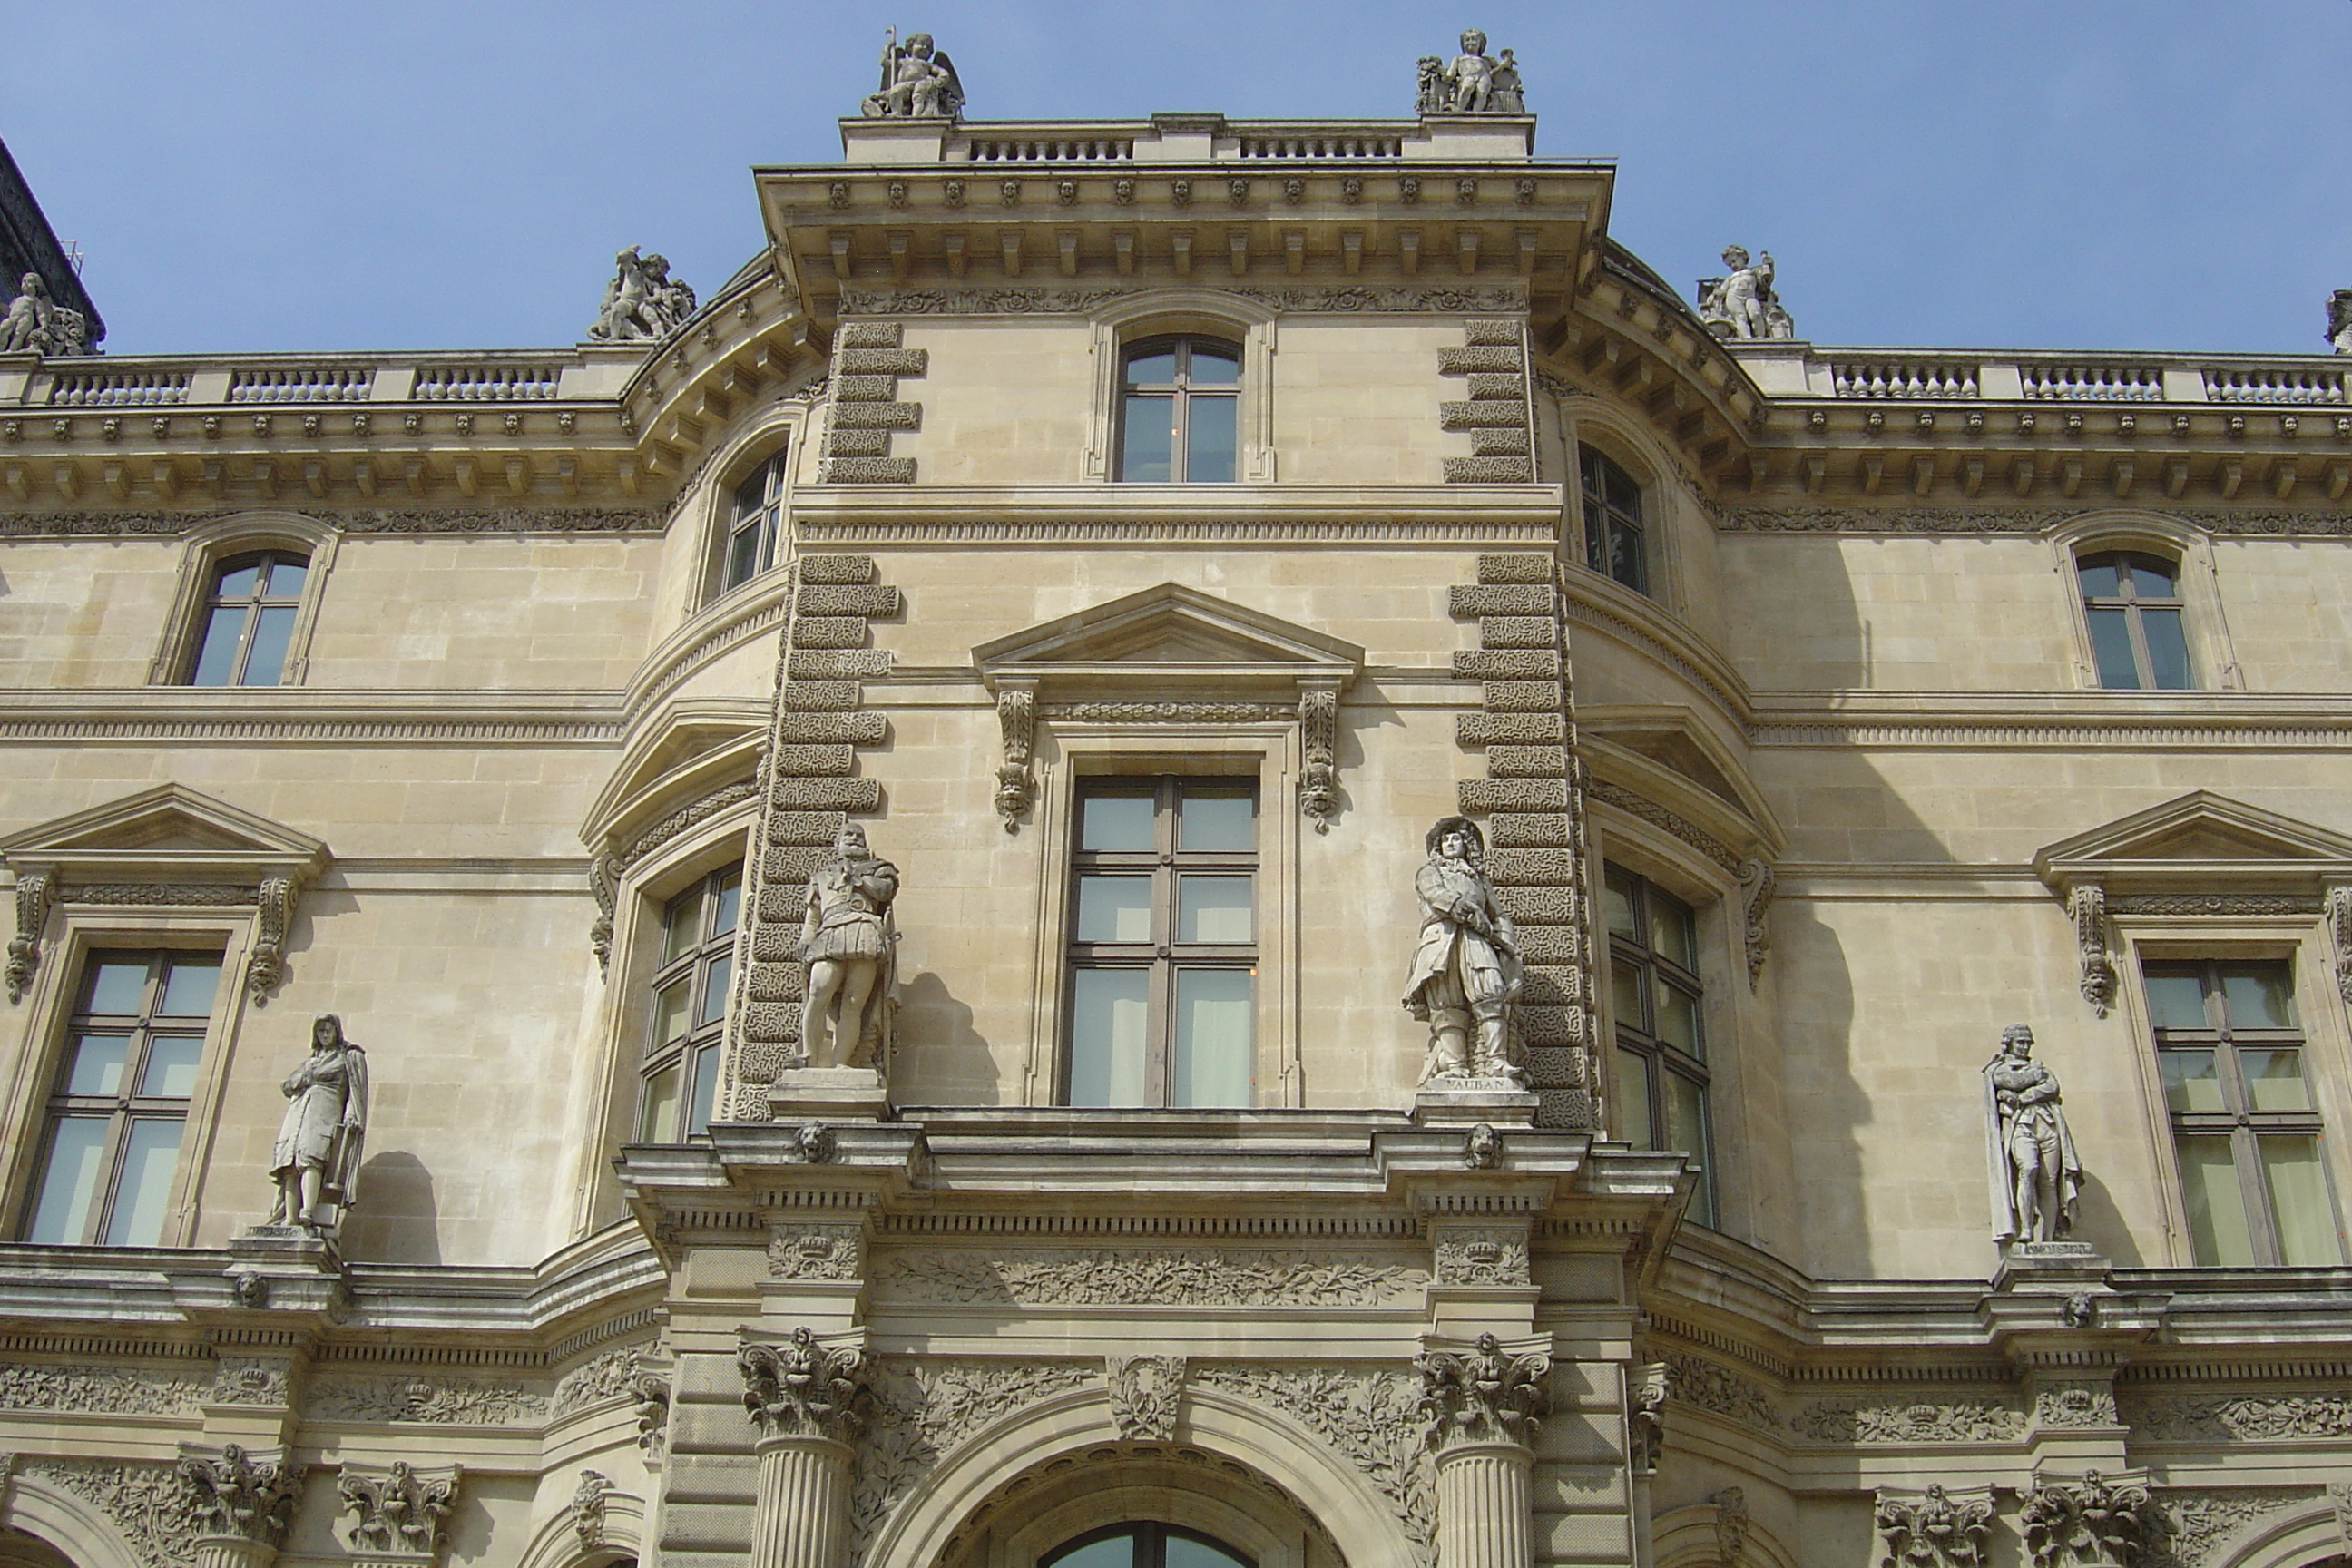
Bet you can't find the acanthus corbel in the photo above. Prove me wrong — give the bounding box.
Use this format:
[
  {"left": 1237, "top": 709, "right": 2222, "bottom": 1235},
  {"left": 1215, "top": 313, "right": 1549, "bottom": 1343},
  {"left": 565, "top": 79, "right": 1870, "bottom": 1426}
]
[
  {"left": 589, "top": 852, "right": 622, "bottom": 976},
  {"left": 2327, "top": 882, "right": 2352, "bottom": 1005},
  {"left": 993, "top": 683, "right": 1038, "bottom": 832},
  {"left": 1737, "top": 858, "right": 1775, "bottom": 990},
  {"left": 2070, "top": 884, "right": 2116, "bottom": 1017},
  {"left": 7, "top": 868, "right": 54, "bottom": 1004},
  {"left": 246, "top": 873, "right": 304, "bottom": 1004},
  {"left": 1298, "top": 681, "right": 1340, "bottom": 834}
]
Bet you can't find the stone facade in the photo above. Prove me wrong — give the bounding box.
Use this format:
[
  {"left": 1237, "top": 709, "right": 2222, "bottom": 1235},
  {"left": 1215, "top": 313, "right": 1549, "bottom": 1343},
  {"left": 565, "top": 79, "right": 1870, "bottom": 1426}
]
[{"left": 2, "top": 64, "right": 2352, "bottom": 1568}]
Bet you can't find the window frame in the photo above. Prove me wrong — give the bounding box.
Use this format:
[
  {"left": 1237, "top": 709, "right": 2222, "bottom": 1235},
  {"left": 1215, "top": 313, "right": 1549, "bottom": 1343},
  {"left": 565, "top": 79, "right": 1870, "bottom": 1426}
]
[
  {"left": 636, "top": 860, "right": 744, "bottom": 1143},
  {"left": 1042, "top": 1524, "right": 1256, "bottom": 1568},
  {"left": 1063, "top": 776, "right": 1260, "bottom": 1108},
  {"left": 1577, "top": 444, "right": 1649, "bottom": 597},
  {"left": 2050, "top": 516, "right": 2240, "bottom": 693},
  {"left": 2076, "top": 548, "right": 2195, "bottom": 691},
  {"left": 1083, "top": 295, "right": 1277, "bottom": 484},
  {"left": 1602, "top": 862, "right": 1717, "bottom": 1227},
  {"left": 1113, "top": 336, "right": 1243, "bottom": 485},
  {"left": 721, "top": 446, "right": 792, "bottom": 593},
  {"left": 149, "top": 515, "right": 338, "bottom": 688}
]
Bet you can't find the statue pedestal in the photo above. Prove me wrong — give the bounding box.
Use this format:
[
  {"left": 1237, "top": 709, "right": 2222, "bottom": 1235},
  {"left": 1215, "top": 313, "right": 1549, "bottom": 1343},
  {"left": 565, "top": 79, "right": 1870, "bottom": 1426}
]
[
  {"left": 769, "top": 1066, "right": 887, "bottom": 1122},
  {"left": 1414, "top": 1081, "right": 1539, "bottom": 1129},
  {"left": 230, "top": 1223, "right": 341, "bottom": 1271},
  {"left": 1995, "top": 1240, "right": 2103, "bottom": 1285}
]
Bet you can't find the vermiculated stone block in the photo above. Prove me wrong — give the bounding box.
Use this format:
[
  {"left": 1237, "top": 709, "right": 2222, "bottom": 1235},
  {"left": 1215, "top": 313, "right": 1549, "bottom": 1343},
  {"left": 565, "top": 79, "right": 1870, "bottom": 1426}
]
[
  {"left": 1450, "top": 583, "right": 1555, "bottom": 617},
  {"left": 788, "top": 649, "right": 891, "bottom": 680},
  {"left": 1457, "top": 711, "right": 1565, "bottom": 747},
  {"left": 797, "top": 583, "right": 903, "bottom": 618},
  {"left": 1486, "top": 744, "right": 1569, "bottom": 777},
  {"left": 1452, "top": 648, "right": 1561, "bottom": 680},
  {"left": 799, "top": 555, "right": 876, "bottom": 585}
]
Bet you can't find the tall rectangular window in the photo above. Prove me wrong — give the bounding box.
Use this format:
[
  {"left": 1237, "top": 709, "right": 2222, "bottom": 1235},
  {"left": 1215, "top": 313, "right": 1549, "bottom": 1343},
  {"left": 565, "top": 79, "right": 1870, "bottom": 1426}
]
[
  {"left": 1117, "top": 338, "right": 1240, "bottom": 483},
  {"left": 1604, "top": 865, "right": 1715, "bottom": 1226},
  {"left": 639, "top": 863, "right": 741, "bottom": 1141},
  {"left": 1579, "top": 446, "right": 1647, "bottom": 596},
  {"left": 1066, "top": 778, "right": 1257, "bottom": 1107},
  {"left": 2078, "top": 551, "right": 2192, "bottom": 691},
  {"left": 23, "top": 950, "right": 220, "bottom": 1247},
  {"left": 188, "top": 552, "right": 307, "bottom": 686},
  {"left": 2144, "top": 958, "right": 2343, "bottom": 1266},
  {"left": 724, "top": 450, "right": 789, "bottom": 590}
]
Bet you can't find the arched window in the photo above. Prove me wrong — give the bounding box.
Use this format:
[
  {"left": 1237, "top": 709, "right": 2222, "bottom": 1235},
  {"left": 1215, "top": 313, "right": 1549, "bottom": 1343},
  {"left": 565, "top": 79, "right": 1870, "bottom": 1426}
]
[
  {"left": 2077, "top": 549, "right": 2192, "bottom": 690},
  {"left": 638, "top": 862, "right": 741, "bottom": 1141},
  {"left": 1044, "top": 1524, "right": 1253, "bottom": 1568},
  {"left": 1117, "top": 337, "right": 1240, "bottom": 483},
  {"left": 724, "top": 448, "right": 790, "bottom": 591},
  {"left": 1578, "top": 446, "right": 1646, "bottom": 595},
  {"left": 188, "top": 550, "right": 308, "bottom": 685}
]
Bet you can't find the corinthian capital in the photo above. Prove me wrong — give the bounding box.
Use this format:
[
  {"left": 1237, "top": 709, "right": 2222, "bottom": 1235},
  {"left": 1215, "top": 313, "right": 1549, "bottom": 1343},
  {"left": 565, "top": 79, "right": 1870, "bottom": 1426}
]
[{"left": 739, "top": 1326, "right": 870, "bottom": 1442}]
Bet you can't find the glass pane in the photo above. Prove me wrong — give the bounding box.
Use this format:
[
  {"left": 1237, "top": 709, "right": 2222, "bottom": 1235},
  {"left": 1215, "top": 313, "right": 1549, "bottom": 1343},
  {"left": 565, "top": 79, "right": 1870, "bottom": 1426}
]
[
  {"left": 2260, "top": 1135, "right": 2343, "bottom": 1265},
  {"left": 2140, "top": 608, "right": 2191, "bottom": 690},
  {"left": 1611, "top": 957, "right": 1645, "bottom": 1033},
  {"left": 2075, "top": 558, "right": 2119, "bottom": 598},
  {"left": 1046, "top": 1535, "right": 1138, "bottom": 1568},
  {"left": 189, "top": 605, "right": 247, "bottom": 686},
  {"left": 1584, "top": 510, "right": 1610, "bottom": 578},
  {"left": 1607, "top": 519, "right": 1645, "bottom": 593},
  {"left": 1662, "top": 1070, "right": 1713, "bottom": 1228},
  {"left": 1076, "top": 876, "right": 1153, "bottom": 943},
  {"left": 1179, "top": 876, "right": 1253, "bottom": 943},
  {"left": 261, "top": 558, "right": 307, "bottom": 599},
  {"left": 1068, "top": 969, "right": 1150, "bottom": 1107},
  {"left": 1173, "top": 968, "right": 1253, "bottom": 1108},
  {"left": 687, "top": 1044, "right": 721, "bottom": 1136},
  {"left": 157, "top": 958, "right": 220, "bottom": 1017},
  {"left": 1124, "top": 349, "right": 1177, "bottom": 386},
  {"left": 1079, "top": 791, "right": 1155, "bottom": 852},
  {"left": 2240, "top": 1048, "right": 2311, "bottom": 1112},
  {"left": 1603, "top": 866, "right": 1639, "bottom": 941},
  {"left": 2220, "top": 965, "right": 2293, "bottom": 1029},
  {"left": 2126, "top": 554, "right": 2177, "bottom": 596},
  {"left": 1120, "top": 395, "right": 1173, "bottom": 481},
  {"left": 82, "top": 957, "right": 150, "bottom": 1015},
  {"left": 240, "top": 605, "right": 296, "bottom": 686},
  {"left": 64, "top": 1034, "right": 129, "bottom": 1097},
  {"left": 1647, "top": 889, "right": 1696, "bottom": 969},
  {"left": 727, "top": 521, "right": 762, "bottom": 588},
  {"left": 2141, "top": 967, "right": 2209, "bottom": 1030},
  {"left": 215, "top": 562, "right": 260, "bottom": 598},
  {"left": 697, "top": 953, "right": 731, "bottom": 1024},
  {"left": 639, "top": 1064, "right": 681, "bottom": 1142},
  {"left": 652, "top": 979, "right": 690, "bottom": 1047},
  {"left": 2159, "top": 1048, "right": 2225, "bottom": 1114},
  {"left": 733, "top": 468, "right": 770, "bottom": 518},
  {"left": 1614, "top": 1047, "right": 1653, "bottom": 1148},
  {"left": 1184, "top": 393, "right": 1238, "bottom": 483},
  {"left": 139, "top": 1036, "right": 204, "bottom": 1099},
  {"left": 2177, "top": 1134, "right": 2257, "bottom": 1266},
  {"left": 1165, "top": 1534, "right": 1250, "bottom": 1568},
  {"left": 1179, "top": 789, "right": 1254, "bottom": 852},
  {"left": 24, "top": 1117, "right": 111, "bottom": 1244},
  {"left": 1604, "top": 462, "right": 1642, "bottom": 514},
  {"left": 1184, "top": 343, "right": 1240, "bottom": 385},
  {"left": 102, "top": 1118, "right": 183, "bottom": 1247},
  {"left": 711, "top": 868, "right": 742, "bottom": 936},
  {"left": 1654, "top": 979, "right": 1700, "bottom": 1055},
  {"left": 662, "top": 887, "right": 704, "bottom": 963},
  {"left": 2086, "top": 606, "right": 2140, "bottom": 689}
]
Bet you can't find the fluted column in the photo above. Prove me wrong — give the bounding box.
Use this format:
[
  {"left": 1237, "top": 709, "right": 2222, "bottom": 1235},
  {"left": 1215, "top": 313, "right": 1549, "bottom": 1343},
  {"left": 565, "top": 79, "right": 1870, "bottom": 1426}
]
[
  {"left": 1433, "top": 1440, "right": 1534, "bottom": 1568},
  {"left": 740, "top": 1328, "right": 870, "bottom": 1568},
  {"left": 191, "top": 1541, "right": 277, "bottom": 1568}
]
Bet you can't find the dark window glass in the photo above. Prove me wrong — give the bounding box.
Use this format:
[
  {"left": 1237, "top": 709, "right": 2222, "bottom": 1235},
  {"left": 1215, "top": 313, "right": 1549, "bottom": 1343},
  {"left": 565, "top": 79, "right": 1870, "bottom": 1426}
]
[
  {"left": 2078, "top": 551, "right": 2193, "bottom": 690},
  {"left": 639, "top": 863, "right": 742, "bottom": 1141},
  {"left": 724, "top": 448, "right": 789, "bottom": 590},
  {"left": 1117, "top": 338, "right": 1240, "bottom": 483},
  {"left": 1605, "top": 864, "right": 1714, "bottom": 1225},
  {"left": 23, "top": 950, "right": 220, "bottom": 1247},
  {"left": 1578, "top": 446, "right": 1647, "bottom": 595},
  {"left": 1043, "top": 1525, "right": 1252, "bottom": 1568},
  {"left": 2143, "top": 959, "right": 2341, "bottom": 1266},
  {"left": 1066, "top": 779, "right": 1256, "bottom": 1107},
  {"left": 188, "top": 552, "right": 308, "bottom": 686}
]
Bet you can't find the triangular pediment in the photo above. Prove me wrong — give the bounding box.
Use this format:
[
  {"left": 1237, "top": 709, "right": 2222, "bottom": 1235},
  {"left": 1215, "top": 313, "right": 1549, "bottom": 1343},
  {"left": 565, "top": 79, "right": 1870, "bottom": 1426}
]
[
  {"left": 974, "top": 583, "right": 1363, "bottom": 691},
  {"left": 2035, "top": 791, "right": 2352, "bottom": 896},
  {"left": 0, "top": 784, "right": 328, "bottom": 882}
]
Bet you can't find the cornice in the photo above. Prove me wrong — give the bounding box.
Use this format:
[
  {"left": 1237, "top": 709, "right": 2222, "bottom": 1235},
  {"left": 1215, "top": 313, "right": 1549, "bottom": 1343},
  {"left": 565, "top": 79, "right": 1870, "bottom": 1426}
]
[
  {"left": 1714, "top": 501, "right": 2352, "bottom": 536},
  {"left": 0, "top": 503, "right": 661, "bottom": 539},
  {"left": 788, "top": 481, "right": 1565, "bottom": 546},
  {"left": 0, "top": 689, "right": 626, "bottom": 746},
  {"left": 1749, "top": 691, "right": 2352, "bottom": 750}
]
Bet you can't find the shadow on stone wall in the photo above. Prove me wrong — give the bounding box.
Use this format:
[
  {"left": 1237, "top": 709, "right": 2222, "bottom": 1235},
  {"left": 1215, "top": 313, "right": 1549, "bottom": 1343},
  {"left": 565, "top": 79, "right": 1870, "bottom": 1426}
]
[{"left": 341, "top": 1150, "right": 441, "bottom": 1265}]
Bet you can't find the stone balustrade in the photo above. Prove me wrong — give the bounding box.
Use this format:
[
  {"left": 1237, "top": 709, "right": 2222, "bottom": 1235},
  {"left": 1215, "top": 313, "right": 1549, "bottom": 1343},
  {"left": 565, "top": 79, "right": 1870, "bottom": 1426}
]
[
  {"left": 1744, "top": 342, "right": 2347, "bottom": 407},
  {"left": 1, "top": 348, "right": 626, "bottom": 411}
]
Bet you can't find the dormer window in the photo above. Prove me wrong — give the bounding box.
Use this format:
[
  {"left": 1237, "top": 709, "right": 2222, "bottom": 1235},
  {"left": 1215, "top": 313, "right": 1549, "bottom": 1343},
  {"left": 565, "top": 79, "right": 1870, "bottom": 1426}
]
[{"left": 1117, "top": 337, "right": 1240, "bottom": 483}]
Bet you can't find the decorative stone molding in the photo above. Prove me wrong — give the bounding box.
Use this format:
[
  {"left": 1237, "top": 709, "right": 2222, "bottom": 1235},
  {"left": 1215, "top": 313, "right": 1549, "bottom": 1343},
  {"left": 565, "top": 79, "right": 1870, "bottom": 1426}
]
[
  {"left": 1589, "top": 779, "right": 1742, "bottom": 874},
  {"left": 1716, "top": 505, "right": 2352, "bottom": 539},
  {"left": 1438, "top": 319, "right": 1534, "bottom": 483},
  {"left": 1875, "top": 1485, "right": 1993, "bottom": 1568},
  {"left": 338, "top": 1461, "right": 459, "bottom": 1559},
  {"left": 2034, "top": 1380, "right": 2121, "bottom": 1429},
  {"left": 179, "top": 1444, "right": 301, "bottom": 1548},
  {"left": 2108, "top": 893, "right": 2319, "bottom": 916},
  {"left": 569, "top": 1471, "right": 612, "bottom": 1551},
  {"left": 19, "top": 1459, "right": 203, "bottom": 1568},
  {"left": 2022, "top": 1472, "right": 2154, "bottom": 1568},
  {"left": 551, "top": 1346, "right": 642, "bottom": 1415},
  {"left": 1191, "top": 1364, "right": 1435, "bottom": 1559},
  {"left": 1790, "top": 1396, "right": 2026, "bottom": 1444},
  {"left": 740, "top": 1327, "right": 870, "bottom": 1442},
  {"left": 1431, "top": 1228, "right": 1532, "bottom": 1287},
  {"left": 1627, "top": 1362, "right": 1666, "bottom": 1475},
  {"left": 1039, "top": 701, "right": 1295, "bottom": 723},
  {"left": 2123, "top": 1389, "right": 2352, "bottom": 1441},
  {"left": 304, "top": 1373, "right": 544, "bottom": 1425},
  {"left": 1105, "top": 1354, "right": 1186, "bottom": 1441},
  {"left": 587, "top": 853, "right": 619, "bottom": 975},
  {"left": 2157, "top": 1489, "right": 2323, "bottom": 1568},
  {"left": 1298, "top": 684, "right": 1339, "bottom": 832},
  {"left": 768, "top": 1222, "right": 864, "bottom": 1281},
  {"left": 2328, "top": 883, "right": 2352, "bottom": 1004},
  {"left": 0, "top": 505, "right": 657, "bottom": 542},
  {"left": 6, "top": 867, "right": 51, "bottom": 1002},
  {"left": 1416, "top": 1334, "right": 1548, "bottom": 1452},
  {"left": 820, "top": 321, "right": 924, "bottom": 483},
  {"left": 2071, "top": 885, "right": 2117, "bottom": 1017},
  {"left": 1738, "top": 858, "right": 1775, "bottom": 988},
  {"left": 876, "top": 1247, "right": 1424, "bottom": 1307},
  {"left": 245, "top": 873, "right": 298, "bottom": 1004},
  {"left": 993, "top": 684, "right": 1036, "bottom": 830},
  {"left": 839, "top": 282, "right": 1529, "bottom": 316},
  {"left": 1715, "top": 1487, "right": 1749, "bottom": 1567},
  {"left": 1660, "top": 1350, "right": 1779, "bottom": 1431},
  {"left": 1449, "top": 554, "right": 1601, "bottom": 1129},
  {"left": 0, "top": 1360, "right": 209, "bottom": 1414}
]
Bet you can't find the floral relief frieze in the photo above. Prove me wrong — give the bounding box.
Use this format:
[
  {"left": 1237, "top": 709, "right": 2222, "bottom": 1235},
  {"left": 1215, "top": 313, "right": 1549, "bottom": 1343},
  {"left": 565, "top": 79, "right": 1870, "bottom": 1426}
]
[
  {"left": 2149, "top": 1488, "right": 2325, "bottom": 1568},
  {"left": 1192, "top": 1364, "right": 1436, "bottom": 1563},
  {"left": 1713, "top": 505, "right": 2352, "bottom": 540},
  {"left": 873, "top": 1247, "right": 1425, "bottom": 1308},
  {"left": 17, "top": 1460, "right": 201, "bottom": 1568},
  {"left": 1431, "top": 1229, "right": 1532, "bottom": 1287},
  {"left": 551, "top": 1346, "right": 647, "bottom": 1416},
  {"left": 0, "top": 1361, "right": 210, "bottom": 1416},
  {"left": 1789, "top": 1396, "right": 2026, "bottom": 1445},
  {"left": 1659, "top": 1351, "right": 1779, "bottom": 1432},
  {"left": 2034, "top": 1381, "right": 2121, "bottom": 1429},
  {"left": 304, "top": 1372, "right": 546, "bottom": 1426},
  {"left": 2124, "top": 1390, "right": 2352, "bottom": 1442}
]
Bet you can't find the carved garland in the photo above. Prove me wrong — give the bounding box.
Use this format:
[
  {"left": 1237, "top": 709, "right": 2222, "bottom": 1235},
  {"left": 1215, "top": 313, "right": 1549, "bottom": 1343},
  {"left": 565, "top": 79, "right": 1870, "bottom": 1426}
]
[
  {"left": 2072, "top": 885, "right": 2117, "bottom": 1017},
  {"left": 993, "top": 686, "right": 1035, "bottom": 830}
]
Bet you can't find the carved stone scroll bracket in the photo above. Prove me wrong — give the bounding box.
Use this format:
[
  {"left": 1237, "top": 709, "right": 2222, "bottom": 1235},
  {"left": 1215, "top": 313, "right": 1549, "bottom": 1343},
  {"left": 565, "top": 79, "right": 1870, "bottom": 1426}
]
[
  {"left": 1105, "top": 1354, "right": 1187, "bottom": 1441},
  {"left": 6, "top": 867, "right": 53, "bottom": 1003},
  {"left": 337, "top": 1461, "right": 460, "bottom": 1564},
  {"left": 2070, "top": 884, "right": 2116, "bottom": 1017},
  {"left": 1298, "top": 681, "right": 1341, "bottom": 833},
  {"left": 1875, "top": 1485, "right": 1994, "bottom": 1568},
  {"left": 179, "top": 1443, "right": 303, "bottom": 1558},
  {"left": 2329, "top": 1482, "right": 2352, "bottom": 1555},
  {"left": 1627, "top": 1362, "right": 1667, "bottom": 1476},
  {"left": 993, "top": 682, "right": 1037, "bottom": 832},
  {"left": 633, "top": 1369, "right": 671, "bottom": 1457},
  {"left": 2327, "top": 882, "right": 2352, "bottom": 1005},
  {"left": 245, "top": 873, "right": 303, "bottom": 1004},
  {"left": 2021, "top": 1470, "right": 2156, "bottom": 1568},
  {"left": 588, "top": 853, "right": 621, "bottom": 976},
  {"left": 1737, "top": 858, "right": 1775, "bottom": 990}
]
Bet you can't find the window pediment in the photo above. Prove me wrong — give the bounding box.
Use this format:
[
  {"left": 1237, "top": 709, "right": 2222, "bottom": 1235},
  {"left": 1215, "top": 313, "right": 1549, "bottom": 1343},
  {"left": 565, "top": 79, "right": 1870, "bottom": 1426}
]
[
  {"left": 2035, "top": 791, "right": 2352, "bottom": 900},
  {"left": 974, "top": 583, "right": 1363, "bottom": 697}
]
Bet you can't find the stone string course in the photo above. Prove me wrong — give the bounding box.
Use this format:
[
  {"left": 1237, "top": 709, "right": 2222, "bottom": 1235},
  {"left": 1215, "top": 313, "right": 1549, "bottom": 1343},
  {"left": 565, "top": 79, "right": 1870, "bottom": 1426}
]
[{"left": 1450, "top": 553, "right": 1600, "bottom": 1128}]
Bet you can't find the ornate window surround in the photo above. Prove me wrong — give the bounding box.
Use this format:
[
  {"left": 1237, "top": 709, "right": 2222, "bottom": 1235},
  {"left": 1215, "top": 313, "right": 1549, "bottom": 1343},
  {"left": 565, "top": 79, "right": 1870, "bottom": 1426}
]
[
  {"left": 147, "top": 512, "right": 341, "bottom": 687},
  {"left": 2035, "top": 791, "right": 2352, "bottom": 1268},
  {"left": 1555, "top": 404, "right": 1687, "bottom": 612},
  {"left": 1000, "top": 1492, "right": 1295, "bottom": 1568},
  {"left": 2047, "top": 512, "right": 2239, "bottom": 693},
  {"left": 701, "top": 409, "right": 810, "bottom": 606},
  {"left": 1082, "top": 290, "right": 1277, "bottom": 483}
]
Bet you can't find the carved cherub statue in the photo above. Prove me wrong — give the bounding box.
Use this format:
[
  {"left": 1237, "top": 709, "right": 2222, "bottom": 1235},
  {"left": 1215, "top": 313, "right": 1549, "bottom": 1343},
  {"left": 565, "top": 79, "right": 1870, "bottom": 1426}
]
[
  {"left": 1698, "top": 246, "right": 1798, "bottom": 341},
  {"left": 1444, "top": 29, "right": 1498, "bottom": 113},
  {"left": 2328, "top": 289, "right": 2352, "bottom": 355},
  {"left": 862, "top": 32, "right": 964, "bottom": 120}
]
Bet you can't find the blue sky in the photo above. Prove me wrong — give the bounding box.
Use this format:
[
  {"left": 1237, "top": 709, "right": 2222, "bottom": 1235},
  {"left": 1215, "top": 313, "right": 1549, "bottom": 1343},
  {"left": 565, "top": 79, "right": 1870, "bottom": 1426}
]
[{"left": 5, "top": 1, "right": 2347, "bottom": 356}]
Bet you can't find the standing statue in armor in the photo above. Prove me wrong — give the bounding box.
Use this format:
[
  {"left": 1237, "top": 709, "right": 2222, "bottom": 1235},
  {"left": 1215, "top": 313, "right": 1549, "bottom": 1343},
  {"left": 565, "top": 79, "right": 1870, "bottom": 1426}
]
[
  {"left": 1403, "top": 816, "right": 1526, "bottom": 1087},
  {"left": 862, "top": 32, "right": 964, "bottom": 120},
  {"left": 798, "top": 823, "right": 901, "bottom": 1072}
]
